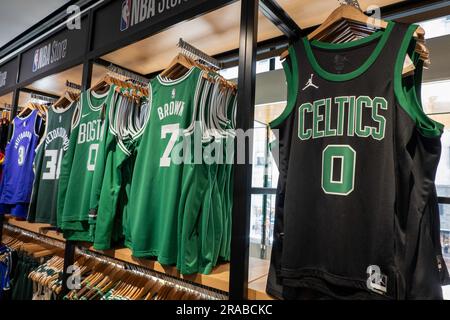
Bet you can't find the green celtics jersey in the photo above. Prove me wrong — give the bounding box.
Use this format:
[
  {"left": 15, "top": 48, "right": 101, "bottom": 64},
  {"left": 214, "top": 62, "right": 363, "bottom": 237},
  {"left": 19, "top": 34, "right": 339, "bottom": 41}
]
[
  {"left": 57, "top": 86, "right": 116, "bottom": 241},
  {"left": 128, "top": 67, "right": 205, "bottom": 270},
  {"left": 90, "top": 92, "right": 149, "bottom": 250},
  {"left": 28, "top": 102, "right": 76, "bottom": 225}
]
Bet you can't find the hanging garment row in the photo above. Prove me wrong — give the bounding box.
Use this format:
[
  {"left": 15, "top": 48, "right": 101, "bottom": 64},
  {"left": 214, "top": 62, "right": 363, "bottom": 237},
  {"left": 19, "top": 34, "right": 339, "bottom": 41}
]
[
  {"left": 1, "top": 231, "right": 64, "bottom": 300},
  {"left": 1, "top": 50, "right": 237, "bottom": 276},
  {"left": 0, "top": 102, "right": 47, "bottom": 220},
  {"left": 2, "top": 228, "right": 225, "bottom": 300}
]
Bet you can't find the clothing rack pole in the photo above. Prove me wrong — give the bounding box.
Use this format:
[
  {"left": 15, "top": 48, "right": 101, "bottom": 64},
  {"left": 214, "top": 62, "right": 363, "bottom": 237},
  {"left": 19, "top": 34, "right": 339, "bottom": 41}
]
[
  {"left": 30, "top": 93, "right": 56, "bottom": 104},
  {"left": 229, "top": 0, "right": 259, "bottom": 300},
  {"left": 66, "top": 80, "right": 82, "bottom": 91},
  {"left": 178, "top": 38, "right": 223, "bottom": 70},
  {"left": 339, "top": 0, "right": 362, "bottom": 10},
  {"left": 259, "top": 0, "right": 302, "bottom": 39},
  {"left": 3, "top": 224, "right": 65, "bottom": 249},
  {"left": 75, "top": 246, "right": 227, "bottom": 300},
  {"left": 106, "top": 63, "right": 149, "bottom": 86},
  {"left": 7, "top": 88, "right": 20, "bottom": 140},
  {"left": 20, "top": 88, "right": 60, "bottom": 100},
  {"left": 94, "top": 58, "right": 148, "bottom": 80},
  {"left": 81, "top": 60, "right": 94, "bottom": 91}
]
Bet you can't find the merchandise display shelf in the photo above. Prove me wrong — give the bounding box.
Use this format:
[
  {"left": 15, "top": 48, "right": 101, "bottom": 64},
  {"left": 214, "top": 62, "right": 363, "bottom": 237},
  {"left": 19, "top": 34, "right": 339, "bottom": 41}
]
[
  {"left": 2, "top": 217, "right": 273, "bottom": 299},
  {"left": 248, "top": 275, "right": 273, "bottom": 300}
]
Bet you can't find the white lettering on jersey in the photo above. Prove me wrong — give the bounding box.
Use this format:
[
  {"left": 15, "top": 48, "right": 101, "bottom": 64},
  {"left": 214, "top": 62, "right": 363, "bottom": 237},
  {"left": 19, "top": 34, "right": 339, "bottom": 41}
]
[
  {"left": 157, "top": 101, "right": 185, "bottom": 120},
  {"left": 77, "top": 119, "right": 102, "bottom": 144}
]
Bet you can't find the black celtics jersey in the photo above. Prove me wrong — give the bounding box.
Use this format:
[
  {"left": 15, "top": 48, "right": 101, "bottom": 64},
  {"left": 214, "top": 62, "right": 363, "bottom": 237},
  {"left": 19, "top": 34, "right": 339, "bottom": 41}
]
[{"left": 269, "top": 22, "right": 448, "bottom": 299}]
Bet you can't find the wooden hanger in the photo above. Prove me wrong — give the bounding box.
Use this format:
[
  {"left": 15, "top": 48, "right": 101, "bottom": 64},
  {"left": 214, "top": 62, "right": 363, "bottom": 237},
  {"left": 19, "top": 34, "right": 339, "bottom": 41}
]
[
  {"left": 133, "top": 278, "right": 156, "bottom": 300},
  {"left": 53, "top": 91, "right": 77, "bottom": 109},
  {"left": 280, "top": 4, "right": 427, "bottom": 75},
  {"left": 160, "top": 53, "right": 195, "bottom": 79},
  {"left": 18, "top": 102, "right": 46, "bottom": 118},
  {"left": 93, "top": 74, "right": 148, "bottom": 103},
  {"left": 161, "top": 53, "right": 214, "bottom": 81},
  {"left": 18, "top": 102, "right": 35, "bottom": 117},
  {"left": 91, "top": 75, "right": 113, "bottom": 94},
  {"left": 307, "top": 4, "right": 423, "bottom": 40}
]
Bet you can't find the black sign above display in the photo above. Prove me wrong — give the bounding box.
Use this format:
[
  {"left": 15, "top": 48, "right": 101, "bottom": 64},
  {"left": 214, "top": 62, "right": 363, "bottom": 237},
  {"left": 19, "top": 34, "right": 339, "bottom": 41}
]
[
  {"left": 19, "top": 17, "right": 88, "bottom": 83},
  {"left": 92, "top": 0, "right": 214, "bottom": 51},
  {"left": 119, "top": 0, "right": 191, "bottom": 31},
  {"left": 0, "top": 57, "right": 19, "bottom": 95}
]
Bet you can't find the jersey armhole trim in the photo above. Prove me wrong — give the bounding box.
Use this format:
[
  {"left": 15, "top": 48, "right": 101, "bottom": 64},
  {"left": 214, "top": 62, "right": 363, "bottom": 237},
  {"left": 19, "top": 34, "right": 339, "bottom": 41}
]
[
  {"left": 33, "top": 110, "right": 43, "bottom": 138},
  {"left": 8, "top": 122, "right": 15, "bottom": 145},
  {"left": 269, "top": 45, "right": 299, "bottom": 129},
  {"left": 35, "top": 108, "right": 49, "bottom": 150},
  {"left": 71, "top": 100, "right": 82, "bottom": 130},
  {"left": 130, "top": 81, "right": 152, "bottom": 141},
  {"left": 394, "top": 24, "right": 444, "bottom": 137}
]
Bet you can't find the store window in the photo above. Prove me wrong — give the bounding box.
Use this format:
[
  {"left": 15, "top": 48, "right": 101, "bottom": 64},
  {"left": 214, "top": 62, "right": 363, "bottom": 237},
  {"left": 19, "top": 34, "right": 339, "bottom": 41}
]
[{"left": 419, "top": 15, "right": 450, "bottom": 39}]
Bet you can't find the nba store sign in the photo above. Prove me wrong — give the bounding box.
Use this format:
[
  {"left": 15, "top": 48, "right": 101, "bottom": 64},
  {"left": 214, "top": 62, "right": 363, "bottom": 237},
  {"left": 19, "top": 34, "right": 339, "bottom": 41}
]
[
  {"left": 32, "top": 39, "right": 68, "bottom": 73},
  {"left": 120, "top": 0, "right": 190, "bottom": 31}
]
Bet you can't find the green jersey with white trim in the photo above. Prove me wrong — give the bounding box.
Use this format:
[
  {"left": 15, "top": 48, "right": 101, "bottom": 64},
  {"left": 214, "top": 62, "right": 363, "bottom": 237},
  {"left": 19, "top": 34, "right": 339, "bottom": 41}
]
[
  {"left": 127, "top": 67, "right": 204, "bottom": 270},
  {"left": 28, "top": 102, "right": 75, "bottom": 226},
  {"left": 57, "top": 86, "right": 116, "bottom": 241}
]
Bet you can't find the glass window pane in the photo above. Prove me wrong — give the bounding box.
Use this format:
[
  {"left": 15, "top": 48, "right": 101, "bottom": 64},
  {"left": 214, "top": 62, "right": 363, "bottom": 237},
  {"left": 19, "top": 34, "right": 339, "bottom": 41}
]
[
  {"left": 252, "top": 102, "right": 286, "bottom": 188},
  {"left": 219, "top": 66, "right": 238, "bottom": 80},
  {"left": 422, "top": 80, "right": 450, "bottom": 114},
  {"left": 419, "top": 15, "right": 450, "bottom": 39},
  {"left": 251, "top": 121, "right": 280, "bottom": 189},
  {"left": 439, "top": 204, "right": 450, "bottom": 300},
  {"left": 428, "top": 114, "right": 450, "bottom": 197},
  {"left": 256, "top": 59, "right": 270, "bottom": 73},
  {"left": 274, "top": 56, "right": 283, "bottom": 70},
  {"left": 249, "top": 194, "right": 276, "bottom": 259}
]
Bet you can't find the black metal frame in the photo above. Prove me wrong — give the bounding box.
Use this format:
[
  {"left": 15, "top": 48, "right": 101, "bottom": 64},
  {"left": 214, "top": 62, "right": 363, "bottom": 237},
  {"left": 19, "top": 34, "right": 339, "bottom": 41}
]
[
  {"left": 229, "top": 0, "right": 259, "bottom": 300},
  {"left": 0, "top": 0, "right": 449, "bottom": 300}
]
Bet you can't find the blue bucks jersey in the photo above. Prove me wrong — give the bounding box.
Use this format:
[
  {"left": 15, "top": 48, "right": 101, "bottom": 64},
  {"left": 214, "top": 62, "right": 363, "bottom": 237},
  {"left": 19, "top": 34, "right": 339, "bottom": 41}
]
[{"left": 0, "top": 110, "right": 41, "bottom": 206}]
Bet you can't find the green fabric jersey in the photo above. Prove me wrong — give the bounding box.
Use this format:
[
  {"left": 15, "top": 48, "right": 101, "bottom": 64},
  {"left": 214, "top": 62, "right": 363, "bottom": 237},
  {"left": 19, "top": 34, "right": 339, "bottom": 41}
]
[
  {"left": 127, "top": 67, "right": 205, "bottom": 270},
  {"left": 57, "top": 86, "right": 116, "bottom": 241},
  {"left": 28, "top": 102, "right": 76, "bottom": 225},
  {"left": 90, "top": 92, "right": 149, "bottom": 250}
]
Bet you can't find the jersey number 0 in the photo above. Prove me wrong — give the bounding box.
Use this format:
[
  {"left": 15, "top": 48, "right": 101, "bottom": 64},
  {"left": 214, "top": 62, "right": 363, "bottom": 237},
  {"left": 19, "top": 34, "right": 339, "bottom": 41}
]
[{"left": 321, "top": 145, "right": 356, "bottom": 196}]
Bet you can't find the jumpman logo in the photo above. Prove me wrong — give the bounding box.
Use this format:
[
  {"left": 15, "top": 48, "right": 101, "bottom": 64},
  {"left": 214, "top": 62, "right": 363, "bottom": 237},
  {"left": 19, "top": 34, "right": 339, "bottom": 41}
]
[{"left": 302, "top": 74, "right": 319, "bottom": 91}]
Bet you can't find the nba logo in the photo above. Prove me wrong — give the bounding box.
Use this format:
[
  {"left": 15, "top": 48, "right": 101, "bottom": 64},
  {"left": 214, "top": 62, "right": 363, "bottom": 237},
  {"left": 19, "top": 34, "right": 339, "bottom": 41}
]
[
  {"left": 32, "top": 49, "right": 39, "bottom": 72},
  {"left": 120, "top": 0, "right": 131, "bottom": 32}
]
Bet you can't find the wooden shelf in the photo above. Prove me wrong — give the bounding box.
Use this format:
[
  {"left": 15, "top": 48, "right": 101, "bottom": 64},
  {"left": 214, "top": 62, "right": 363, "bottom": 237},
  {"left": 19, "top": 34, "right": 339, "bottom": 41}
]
[
  {"left": 4, "top": 216, "right": 65, "bottom": 242},
  {"left": 248, "top": 275, "right": 274, "bottom": 300}
]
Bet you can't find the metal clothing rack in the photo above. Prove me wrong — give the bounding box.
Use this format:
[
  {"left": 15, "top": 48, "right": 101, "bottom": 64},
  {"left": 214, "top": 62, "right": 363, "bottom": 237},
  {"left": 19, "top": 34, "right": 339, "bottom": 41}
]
[
  {"left": 3, "top": 223, "right": 65, "bottom": 250},
  {"left": 0, "top": 0, "right": 447, "bottom": 300},
  {"left": 30, "top": 93, "right": 57, "bottom": 105},
  {"left": 338, "top": 0, "right": 362, "bottom": 10},
  {"left": 76, "top": 247, "right": 227, "bottom": 300},
  {"left": 65, "top": 80, "right": 82, "bottom": 92},
  {"left": 178, "top": 38, "right": 223, "bottom": 70},
  {"left": 1, "top": 103, "right": 13, "bottom": 111},
  {"left": 107, "top": 64, "right": 149, "bottom": 88},
  {"left": 2, "top": 222, "right": 226, "bottom": 300}
]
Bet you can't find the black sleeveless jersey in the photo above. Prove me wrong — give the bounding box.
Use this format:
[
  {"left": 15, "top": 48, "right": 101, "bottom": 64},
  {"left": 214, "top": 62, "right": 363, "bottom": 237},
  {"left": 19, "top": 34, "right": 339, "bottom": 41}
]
[{"left": 268, "top": 21, "right": 448, "bottom": 299}]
